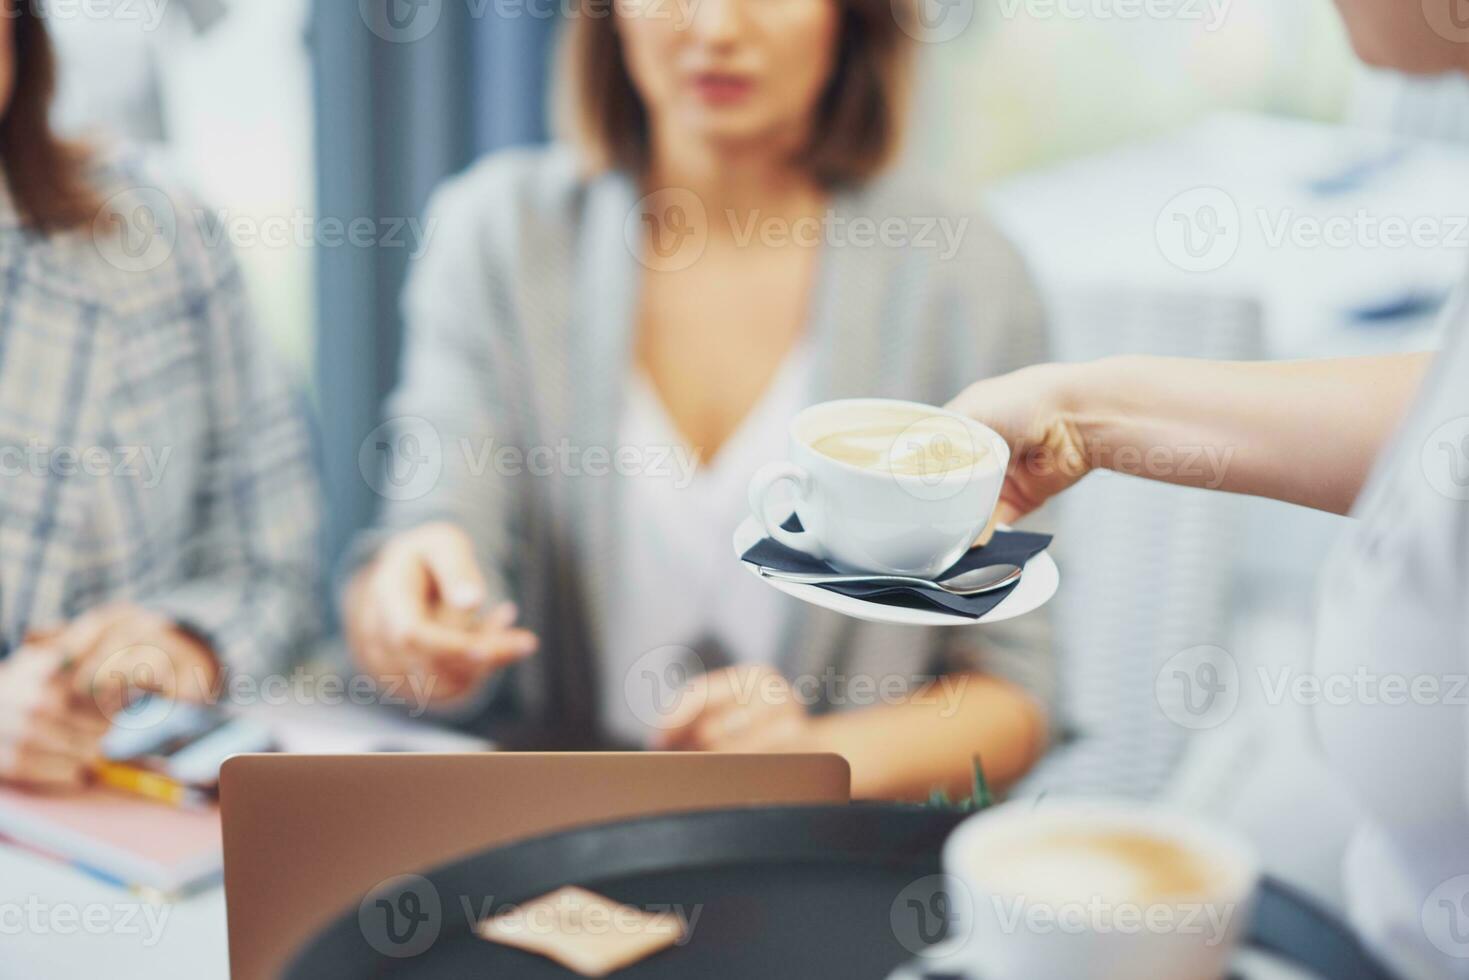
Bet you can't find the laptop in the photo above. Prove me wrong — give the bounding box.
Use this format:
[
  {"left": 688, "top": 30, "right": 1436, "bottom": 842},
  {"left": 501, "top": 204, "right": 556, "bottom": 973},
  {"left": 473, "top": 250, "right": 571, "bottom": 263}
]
[{"left": 220, "top": 752, "right": 851, "bottom": 979}]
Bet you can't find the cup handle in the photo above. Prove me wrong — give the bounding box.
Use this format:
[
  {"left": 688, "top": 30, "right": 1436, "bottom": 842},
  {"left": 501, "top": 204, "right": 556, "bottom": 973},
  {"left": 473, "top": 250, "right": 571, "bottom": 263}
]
[{"left": 748, "top": 462, "right": 828, "bottom": 561}]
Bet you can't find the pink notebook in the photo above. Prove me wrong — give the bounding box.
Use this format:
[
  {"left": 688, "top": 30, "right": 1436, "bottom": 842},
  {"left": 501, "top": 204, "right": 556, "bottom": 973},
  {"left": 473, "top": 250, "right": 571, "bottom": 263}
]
[{"left": 0, "top": 787, "right": 222, "bottom": 894}]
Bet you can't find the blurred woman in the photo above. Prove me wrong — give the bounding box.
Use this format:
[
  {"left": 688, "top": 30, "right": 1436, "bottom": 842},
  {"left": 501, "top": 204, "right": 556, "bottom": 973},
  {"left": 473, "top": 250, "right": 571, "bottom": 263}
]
[
  {"left": 344, "top": 0, "right": 1052, "bottom": 797},
  {"left": 0, "top": 3, "right": 320, "bottom": 790},
  {"left": 949, "top": 4, "right": 1469, "bottom": 973}
]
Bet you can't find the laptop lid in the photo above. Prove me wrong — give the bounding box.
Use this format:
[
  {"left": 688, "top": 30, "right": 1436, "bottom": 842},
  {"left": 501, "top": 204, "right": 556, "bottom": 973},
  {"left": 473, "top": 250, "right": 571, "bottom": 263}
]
[{"left": 220, "top": 752, "right": 850, "bottom": 979}]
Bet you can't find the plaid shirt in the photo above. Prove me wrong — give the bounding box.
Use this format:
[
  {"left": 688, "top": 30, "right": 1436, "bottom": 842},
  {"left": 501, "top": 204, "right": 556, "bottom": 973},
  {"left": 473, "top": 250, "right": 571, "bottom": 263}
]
[{"left": 0, "top": 151, "right": 320, "bottom": 676}]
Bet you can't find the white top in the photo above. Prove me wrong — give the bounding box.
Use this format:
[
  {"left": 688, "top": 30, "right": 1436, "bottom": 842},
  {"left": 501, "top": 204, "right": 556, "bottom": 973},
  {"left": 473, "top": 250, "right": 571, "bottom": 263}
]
[
  {"left": 600, "top": 346, "right": 813, "bottom": 746},
  {"left": 1315, "top": 260, "right": 1469, "bottom": 978}
]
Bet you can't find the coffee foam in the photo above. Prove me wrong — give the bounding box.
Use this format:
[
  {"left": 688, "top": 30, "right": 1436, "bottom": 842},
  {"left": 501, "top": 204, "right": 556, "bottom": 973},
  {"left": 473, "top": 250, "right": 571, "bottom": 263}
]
[
  {"left": 808, "top": 411, "right": 986, "bottom": 476},
  {"left": 973, "top": 831, "right": 1223, "bottom": 906}
]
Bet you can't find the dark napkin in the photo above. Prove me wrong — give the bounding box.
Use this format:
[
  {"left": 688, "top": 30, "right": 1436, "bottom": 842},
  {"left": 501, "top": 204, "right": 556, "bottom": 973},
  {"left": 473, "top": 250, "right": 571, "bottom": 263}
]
[{"left": 741, "top": 516, "right": 1052, "bottom": 619}]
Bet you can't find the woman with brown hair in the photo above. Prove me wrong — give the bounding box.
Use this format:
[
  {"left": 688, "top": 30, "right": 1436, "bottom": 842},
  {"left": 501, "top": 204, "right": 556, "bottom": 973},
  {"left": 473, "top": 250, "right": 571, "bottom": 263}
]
[
  {"left": 344, "top": 0, "right": 1053, "bottom": 798},
  {"left": 0, "top": 3, "right": 320, "bottom": 790}
]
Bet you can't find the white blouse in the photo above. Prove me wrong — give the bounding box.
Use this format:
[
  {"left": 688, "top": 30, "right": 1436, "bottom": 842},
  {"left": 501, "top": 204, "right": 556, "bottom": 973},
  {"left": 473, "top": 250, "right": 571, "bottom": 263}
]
[
  {"left": 1315, "top": 260, "right": 1469, "bottom": 978},
  {"left": 600, "top": 346, "right": 813, "bottom": 747}
]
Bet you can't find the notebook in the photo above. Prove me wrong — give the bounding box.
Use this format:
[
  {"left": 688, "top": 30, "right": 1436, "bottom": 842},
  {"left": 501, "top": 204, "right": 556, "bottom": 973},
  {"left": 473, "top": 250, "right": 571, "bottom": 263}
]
[{"left": 0, "top": 787, "right": 222, "bottom": 895}]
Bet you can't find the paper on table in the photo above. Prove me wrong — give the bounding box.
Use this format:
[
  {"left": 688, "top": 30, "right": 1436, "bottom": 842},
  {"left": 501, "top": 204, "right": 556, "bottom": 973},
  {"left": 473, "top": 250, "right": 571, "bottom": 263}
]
[{"left": 0, "top": 786, "right": 221, "bottom": 895}]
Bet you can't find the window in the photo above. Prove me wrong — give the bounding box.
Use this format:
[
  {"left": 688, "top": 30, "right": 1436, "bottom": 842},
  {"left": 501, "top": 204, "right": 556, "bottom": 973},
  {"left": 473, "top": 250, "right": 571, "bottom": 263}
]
[{"left": 49, "top": 0, "right": 317, "bottom": 372}]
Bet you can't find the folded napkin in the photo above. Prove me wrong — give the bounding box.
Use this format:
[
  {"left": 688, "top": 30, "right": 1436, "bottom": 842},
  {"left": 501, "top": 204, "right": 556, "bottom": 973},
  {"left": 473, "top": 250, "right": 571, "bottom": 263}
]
[{"left": 741, "top": 517, "right": 1053, "bottom": 619}]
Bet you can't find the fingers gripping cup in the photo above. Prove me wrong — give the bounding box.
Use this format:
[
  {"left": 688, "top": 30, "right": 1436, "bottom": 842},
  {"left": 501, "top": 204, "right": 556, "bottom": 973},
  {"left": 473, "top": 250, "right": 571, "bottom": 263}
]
[{"left": 747, "top": 400, "right": 1010, "bottom": 580}]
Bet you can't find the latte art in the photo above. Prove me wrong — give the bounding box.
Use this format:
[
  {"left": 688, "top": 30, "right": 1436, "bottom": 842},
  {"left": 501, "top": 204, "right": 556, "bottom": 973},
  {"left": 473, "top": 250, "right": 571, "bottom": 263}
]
[{"left": 808, "top": 412, "right": 987, "bottom": 477}]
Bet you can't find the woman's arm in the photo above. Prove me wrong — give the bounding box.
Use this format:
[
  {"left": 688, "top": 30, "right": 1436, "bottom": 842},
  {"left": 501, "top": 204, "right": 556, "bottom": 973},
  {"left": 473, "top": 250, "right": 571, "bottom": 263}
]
[
  {"left": 807, "top": 674, "right": 1046, "bottom": 800},
  {"left": 340, "top": 173, "right": 537, "bottom": 710},
  {"left": 950, "top": 353, "right": 1434, "bottom": 522},
  {"left": 135, "top": 216, "right": 322, "bottom": 679},
  {"left": 655, "top": 665, "right": 1046, "bottom": 801}
]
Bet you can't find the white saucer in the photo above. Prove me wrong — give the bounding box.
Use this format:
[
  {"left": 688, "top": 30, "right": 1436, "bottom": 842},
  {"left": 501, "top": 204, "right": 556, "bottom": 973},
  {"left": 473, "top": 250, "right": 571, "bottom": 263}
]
[{"left": 732, "top": 515, "right": 1059, "bottom": 627}]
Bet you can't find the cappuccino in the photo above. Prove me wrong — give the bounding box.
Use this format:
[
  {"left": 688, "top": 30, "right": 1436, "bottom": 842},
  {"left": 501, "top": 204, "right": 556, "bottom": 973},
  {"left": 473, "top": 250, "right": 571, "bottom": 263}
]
[
  {"left": 750, "top": 398, "right": 1009, "bottom": 578},
  {"left": 940, "top": 801, "right": 1260, "bottom": 980},
  {"left": 808, "top": 410, "right": 987, "bottom": 477},
  {"left": 976, "top": 829, "right": 1224, "bottom": 906}
]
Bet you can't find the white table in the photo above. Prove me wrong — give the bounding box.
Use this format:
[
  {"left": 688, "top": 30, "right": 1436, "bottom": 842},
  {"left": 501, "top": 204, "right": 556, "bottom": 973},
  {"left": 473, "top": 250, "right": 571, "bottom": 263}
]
[
  {"left": 0, "top": 696, "right": 488, "bottom": 980},
  {"left": 0, "top": 847, "right": 229, "bottom": 979}
]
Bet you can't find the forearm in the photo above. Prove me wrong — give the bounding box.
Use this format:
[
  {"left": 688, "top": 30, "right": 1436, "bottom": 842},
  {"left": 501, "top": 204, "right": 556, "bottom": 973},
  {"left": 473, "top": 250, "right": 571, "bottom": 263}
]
[
  {"left": 1065, "top": 354, "right": 1432, "bottom": 514},
  {"left": 807, "top": 674, "right": 1046, "bottom": 801}
]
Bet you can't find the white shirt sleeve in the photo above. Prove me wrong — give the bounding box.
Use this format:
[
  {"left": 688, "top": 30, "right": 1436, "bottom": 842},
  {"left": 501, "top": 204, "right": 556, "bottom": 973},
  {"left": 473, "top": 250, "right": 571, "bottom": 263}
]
[{"left": 1312, "top": 275, "right": 1469, "bottom": 978}]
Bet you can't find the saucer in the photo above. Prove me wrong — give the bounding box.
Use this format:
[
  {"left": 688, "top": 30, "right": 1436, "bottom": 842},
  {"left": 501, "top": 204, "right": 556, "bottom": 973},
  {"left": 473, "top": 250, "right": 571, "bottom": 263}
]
[{"left": 732, "top": 515, "right": 1059, "bottom": 627}]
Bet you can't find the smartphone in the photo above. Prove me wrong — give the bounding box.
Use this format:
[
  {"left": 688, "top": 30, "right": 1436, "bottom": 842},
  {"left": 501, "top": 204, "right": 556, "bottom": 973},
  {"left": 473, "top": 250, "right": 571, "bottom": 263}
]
[{"left": 101, "top": 696, "right": 277, "bottom": 793}]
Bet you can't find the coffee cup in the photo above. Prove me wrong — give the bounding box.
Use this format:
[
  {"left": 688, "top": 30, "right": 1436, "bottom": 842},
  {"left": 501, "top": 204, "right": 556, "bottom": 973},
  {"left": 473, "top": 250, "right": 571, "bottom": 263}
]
[
  {"left": 915, "top": 800, "right": 1260, "bottom": 980},
  {"left": 747, "top": 399, "right": 1009, "bottom": 579}
]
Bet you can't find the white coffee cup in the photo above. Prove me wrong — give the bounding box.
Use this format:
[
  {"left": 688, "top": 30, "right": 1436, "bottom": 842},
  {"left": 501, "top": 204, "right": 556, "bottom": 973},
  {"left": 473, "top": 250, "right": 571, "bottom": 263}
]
[
  {"left": 747, "top": 399, "right": 1009, "bottom": 579},
  {"left": 928, "top": 800, "right": 1260, "bottom": 980}
]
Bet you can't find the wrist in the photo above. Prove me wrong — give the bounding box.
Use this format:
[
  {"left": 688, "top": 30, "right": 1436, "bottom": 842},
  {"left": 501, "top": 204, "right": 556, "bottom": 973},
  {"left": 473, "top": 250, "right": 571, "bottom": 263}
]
[
  {"left": 165, "top": 623, "right": 222, "bottom": 701},
  {"left": 1050, "top": 356, "right": 1151, "bottom": 475}
]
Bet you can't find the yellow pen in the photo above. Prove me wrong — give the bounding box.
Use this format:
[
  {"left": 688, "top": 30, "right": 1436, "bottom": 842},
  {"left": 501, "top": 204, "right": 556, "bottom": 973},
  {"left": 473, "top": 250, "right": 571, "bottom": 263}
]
[{"left": 92, "top": 762, "right": 211, "bottom": 810}]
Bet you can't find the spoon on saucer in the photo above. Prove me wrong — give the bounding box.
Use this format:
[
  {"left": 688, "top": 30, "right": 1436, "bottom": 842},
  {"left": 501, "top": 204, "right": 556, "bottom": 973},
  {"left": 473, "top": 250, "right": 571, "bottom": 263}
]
[{"left": 758, "top": 563, "right": 1023, "bottom": 597}]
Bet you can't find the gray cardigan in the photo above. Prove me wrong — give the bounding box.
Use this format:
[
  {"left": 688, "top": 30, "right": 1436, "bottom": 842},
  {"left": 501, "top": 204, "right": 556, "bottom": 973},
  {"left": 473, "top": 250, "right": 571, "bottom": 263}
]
[{"left": 356, "top": 146, "right": 1054, "bottom": 746}]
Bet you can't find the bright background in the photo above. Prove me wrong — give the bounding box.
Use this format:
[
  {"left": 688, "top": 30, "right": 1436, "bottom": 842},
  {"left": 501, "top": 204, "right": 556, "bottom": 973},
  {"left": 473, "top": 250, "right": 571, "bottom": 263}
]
[{"left": 46, "top": 0, "right": 1369, "bottom": 376}]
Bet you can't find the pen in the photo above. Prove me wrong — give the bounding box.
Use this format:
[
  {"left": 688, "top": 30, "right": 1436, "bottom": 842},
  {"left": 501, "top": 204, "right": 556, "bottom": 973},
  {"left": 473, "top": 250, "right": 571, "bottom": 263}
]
[{"left": 92, "top": 762, "right": 211, "bottom": 810}]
